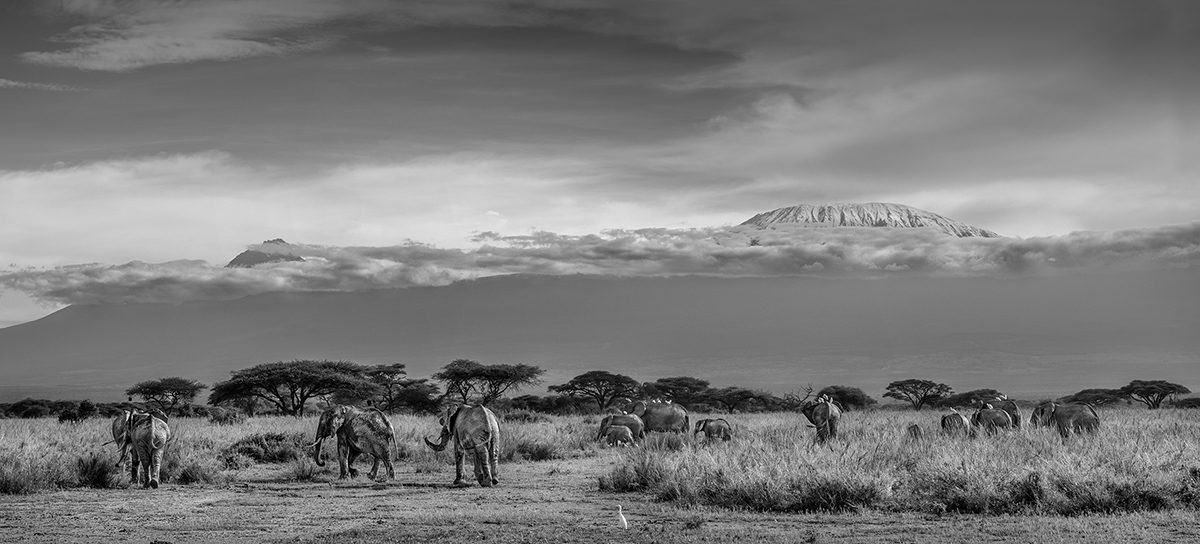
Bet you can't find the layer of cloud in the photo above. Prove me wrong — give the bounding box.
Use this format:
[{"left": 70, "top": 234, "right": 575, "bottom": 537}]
[
  {"left": 0, "top": 78, "right": 82, "bottom": 92},
  {"left": 4, "top": 222, "right": 1197, "bottom": 306}
]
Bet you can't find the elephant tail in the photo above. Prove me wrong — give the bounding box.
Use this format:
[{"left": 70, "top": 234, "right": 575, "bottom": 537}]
[{"left": 682, "top": 414, "right": 690, "bottom": 434}]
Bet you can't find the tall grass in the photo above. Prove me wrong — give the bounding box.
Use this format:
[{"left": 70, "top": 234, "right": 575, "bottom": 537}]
[
  {"left": 599, "top": 408, "right": 1200, "bottom": 515},
  {"left": 0, "top": 411, "right": 600, "bottom": 493}
]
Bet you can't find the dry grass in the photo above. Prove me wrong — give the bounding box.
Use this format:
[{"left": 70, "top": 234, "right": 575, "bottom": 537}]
[
  {"left": 2, "top": 407, "right": 1198, "bottom": 518},
  {"left": 600, "top": 408, "right": 1200, "bottom": 515}
]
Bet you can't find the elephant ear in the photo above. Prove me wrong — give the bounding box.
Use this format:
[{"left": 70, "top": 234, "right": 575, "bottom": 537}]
[{"left": 330, "top": 406, "right": 349, "bottom": 433}]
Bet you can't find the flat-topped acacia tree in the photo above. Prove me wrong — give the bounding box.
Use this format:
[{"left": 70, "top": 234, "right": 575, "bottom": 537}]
[
  {"left": 433, "top": 359, "right": 545, "bottom": 406},
  {"left": 883, "top": 379, "right": 952, "bottom": 410},
  {"left": 208, "top": 360, "right": 380, "bottom": 417}
]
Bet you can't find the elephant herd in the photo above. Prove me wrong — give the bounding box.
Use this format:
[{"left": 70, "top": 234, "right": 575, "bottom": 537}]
[
  {"left": 937, "top": 399, "right": 1101, "bottom": 439},
  {"left": 105, "top": 396, "right": 1100, "bottom": 491}
]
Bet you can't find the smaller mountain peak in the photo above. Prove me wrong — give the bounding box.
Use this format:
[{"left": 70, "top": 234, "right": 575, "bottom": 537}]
[
  {"left": 262, "top": 238, "right": 289, "bottom": 245},
  {"left": 226, "top": 239, "right": 303, "bottom": 268}
]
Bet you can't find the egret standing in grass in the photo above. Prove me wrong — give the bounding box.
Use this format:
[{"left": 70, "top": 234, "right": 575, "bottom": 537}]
[{"left": 617, "top": 504, "right": 629, "bottom": 529}]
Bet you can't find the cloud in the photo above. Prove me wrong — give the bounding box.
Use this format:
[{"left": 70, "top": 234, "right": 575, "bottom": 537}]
[
  {"left": 0, "top": 78, "right": 83, "bottom": 92},
  {"left": 4, "top": 222, "right": 1197, "bottom": 306}
]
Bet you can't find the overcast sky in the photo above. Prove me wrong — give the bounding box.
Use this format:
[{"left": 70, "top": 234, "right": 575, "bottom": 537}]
[{"left": 2, "top": 0, "right": 1198, "bottom": 326}]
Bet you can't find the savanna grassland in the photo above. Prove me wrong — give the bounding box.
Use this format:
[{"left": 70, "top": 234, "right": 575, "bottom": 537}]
[{"left": 1, "top": 407, "right": 1199, "bottom": 543}]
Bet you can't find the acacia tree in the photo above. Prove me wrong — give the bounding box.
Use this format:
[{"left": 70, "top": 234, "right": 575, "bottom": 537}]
[
  {"left": 883, "top": 379, "right": 952, "bottom": 410},
  {"left": 548, "top": 371, "right": 642, "bottom": 410},
  {"left": 643, "top": 377, "right": 711, "bottom": 406},
  {"left": 432, "top": 359, "right": 545, "bottom": 405},
  {"left": 937, "top": 388, "right": 1006, "bottom": 408},
  {"left": 208, "top": 360, "right": 380, "bottom": 417},
  {"left": 818, "top": 385, "right": 877, "bottom": 411},
  {"left": 126, "top": 377, "right": 207, "bottom": 416},
  {"left": 705, "top": 387, "right": 767, "bottom": 412},
  {"left": 1120, "top": 380, "right": 1191, "bottom": 409}
]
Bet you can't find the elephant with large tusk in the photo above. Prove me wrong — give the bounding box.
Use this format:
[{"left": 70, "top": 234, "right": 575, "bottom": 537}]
[
  {"left": 309, "top": 405, "right": 396, "bottom": 481},
  {"left": 800, "top": 394, "right": 841, "bottom": 443},
  {"left": 127, "top": 412, "right": 170, "bottom": 488},
  {"left": 424, "top": 404, "right": 501, "bottom": 488},
  {"left": 693, "top": 418, "right": 732, "bottom": 441},
  {"left": 1030, "top": 402, "right": 1100, "bottom": 439},
  {"left": 596, "top": 413, "right": 646, "bottom": 444}
]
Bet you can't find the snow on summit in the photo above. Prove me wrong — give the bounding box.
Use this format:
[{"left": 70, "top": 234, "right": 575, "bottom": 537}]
[{"left": 741, "top": 203, "right": 1001, "bottom": 238}]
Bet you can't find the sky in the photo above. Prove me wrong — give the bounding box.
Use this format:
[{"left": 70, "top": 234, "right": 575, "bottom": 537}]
[{"left": 1, "top": 0, "right": 1199, "bottom": 326}]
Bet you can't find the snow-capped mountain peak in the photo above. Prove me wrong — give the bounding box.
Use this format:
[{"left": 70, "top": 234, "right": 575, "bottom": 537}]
[{"left": 740, "top": 203, "right": 1000, "bottom": 238}]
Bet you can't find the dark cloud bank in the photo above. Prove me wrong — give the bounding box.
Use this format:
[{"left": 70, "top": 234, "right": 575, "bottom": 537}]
[{"left": 3, "top": 223, "right": 1198, "bottom": 306}]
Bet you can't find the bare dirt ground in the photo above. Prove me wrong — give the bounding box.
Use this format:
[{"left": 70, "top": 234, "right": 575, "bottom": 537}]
[{"left": 2, "top": 453, "right": 1198, "bottom": 544}]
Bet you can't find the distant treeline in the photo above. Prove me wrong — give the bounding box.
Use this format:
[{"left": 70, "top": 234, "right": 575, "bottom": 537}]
[{"left": 1, "top": 359, "right": 1194, "bottom": 419}]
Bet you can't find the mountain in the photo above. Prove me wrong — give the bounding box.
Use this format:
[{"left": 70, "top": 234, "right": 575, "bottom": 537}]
[
  {"left": 741, "top": 203, "right": 1001, "bottom": 238},
  {"left": 226, "top": 238, "right": 304, "bottom": 268},
  {"left": 1, "top": 269, "right": 1196, "bottom": 402}
]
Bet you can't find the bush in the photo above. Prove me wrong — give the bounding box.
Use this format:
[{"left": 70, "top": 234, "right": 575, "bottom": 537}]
[
  {"left": 513, "top": 441, "right": 558, "bottom": 462},
  {"left": 222, "top": 432, "right": 307, "bottom": 464},
  {"left": 75, "top": 453, "right": 118, "bottom": 489},
  {"left": 288, "top": 457, "right": 326, "bottom": 481}
]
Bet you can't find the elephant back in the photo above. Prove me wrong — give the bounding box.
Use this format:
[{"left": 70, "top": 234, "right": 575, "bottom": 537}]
[
  {"left": 454, "top": 405, "right": 499, "bottom": 449},
  {"left": 632, "top": 402, "right": 688, "bottom": 433},
  {"left": 599, "top": 413, "right": 645, "bottom": 439}
]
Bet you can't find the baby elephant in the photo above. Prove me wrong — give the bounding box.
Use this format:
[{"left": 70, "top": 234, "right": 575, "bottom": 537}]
[
  {"left": 693, "top": 418, "right": 732, "bottom": 441},
  {"left": 605, "top": 425, "right": 635, "bottom": 447}
]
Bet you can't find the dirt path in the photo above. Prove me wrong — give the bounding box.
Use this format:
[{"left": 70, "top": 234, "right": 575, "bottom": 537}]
[{"left": 3, "top": 454, "right": 1198, "bottom": 544}]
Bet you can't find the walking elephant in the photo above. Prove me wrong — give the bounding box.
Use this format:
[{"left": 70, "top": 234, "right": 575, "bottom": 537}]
[
  {"left": 309, "top": 405, "right": 396, "bottom": 481},
  {"left": 971, "top": 404, "right": 1013, "bottom": 435},
  {"left": 127, "top": 412, "right": 170, "bottom": 488},
  {"left": 424, "top": 404, "right": 501, "bottom": 488},
  {"left": 1030, "top": 402, "right": 1100, "bottom": 438},
  {"left": 628, "top": 400, "right": 689, "bottom": 433},
  {"left": 604, "top": 426, "right": 635, "bottom": 447},
  {"left": 940, "top": 409, "right": 970, "bottom": 437},
  {"left": 111, "top": 410, "right": 137, "bottom": 479},
  {"left": 597, "top": 413, "right": 646, "bottom": 443},
  {"left": 693, "top": 418, "right": 732, "bottom": 441},
  {"left": 801, "top": 395, "right": 841, "bottom": 443}
]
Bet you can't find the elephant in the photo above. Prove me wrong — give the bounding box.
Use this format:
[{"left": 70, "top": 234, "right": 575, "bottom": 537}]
[
  {"left": 990, "top": 398, "right": 1023, "bottom": 430},
  {"left": 597, "top": 413, "right": 646, "bottom": 443},
  {"left": 1030, "top": 402, "right": 1100, "bottom": 438},
  {"left": 628, "top": 400, "right": 689, "bottom": 433},
  {"left": 693, "top": 418, "right": 732, "bottom": 441},
  {"left": 111, "top": 410, "right": 138, "bottom": 480},
  {"left": 940, "top": 409, "right": 970, "bottom": 436},
  {"left": 904, "top": 423, "right": 923, "bottom": 441},
  {"left": 800, "top": 395, "right": 841, "bottom": 443},
  {"left": 604, "top": 426, "right": 635, "bottom": 447},
  {"left": 603, "top": 407, "right": 627, "bottom": 415},
  {"left": 127, "top": 412, "right": 170, "bottom": 488},
  {"left": 424, "top": 404, "right": 501, "bottom": 488},
  {"left": 309, "top": 405, "right": 396, "bottom": 481},
  {"left": 971, "top": 404, "right": 1014, "bottom": 435}
]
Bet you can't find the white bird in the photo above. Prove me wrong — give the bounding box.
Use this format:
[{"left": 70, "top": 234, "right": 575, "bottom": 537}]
[{"left": 617, "top": 504, "right": 629, "bottom": 530}]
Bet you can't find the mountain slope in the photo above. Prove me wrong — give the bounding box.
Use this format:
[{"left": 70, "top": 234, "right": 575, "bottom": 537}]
[
  {"left": 226, "top": 239, "right": 304, "bottom": 268},
  {"left": 1, "top": 270, "right": 1196, "bottom": 401},
  {"left": 742, "top": 203, "right": 1000, "bottom": 237}
]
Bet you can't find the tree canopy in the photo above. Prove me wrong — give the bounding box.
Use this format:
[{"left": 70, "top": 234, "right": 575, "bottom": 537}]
[
  {"left": 1060, "top": 388, "right": 1126, "bottom": 406},
  {"left": 126, "top": 377, "right": 207, "bottom": 416},
  {"left": 1120, "top": 380, "right": 1191, "bottom": 409},
  {"left": 548, "top": 371, "right": 642, "bottom": 410},
  {"left": 818, "top": 385, "right": 877, "bottom": 411},
  {"left": 883, "top": 379, "right": 952, "bottom": 410},
  {"left": 706, "top": 387, "right": 770, "bottom": 412},
  {"left": 208, "top": 360, "right": 379, "bottom": 417},
  {"left": 936, "top": 388, "right": 1006, "bottom": 408},
  {"left": 432, "top": 359, "right": 544, "bottom": 405},
  {"left": 643, "top": 376, "right": 710, "bottom": 407}
]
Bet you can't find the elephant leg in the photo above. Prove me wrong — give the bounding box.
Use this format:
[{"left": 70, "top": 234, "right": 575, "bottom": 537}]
[
  {"left": 368, "top": 454, "right": 380, "bottom": 481},
  {"left": 347, "top": 448, "right": 361, "bottom": 479},
  {"left": 137, "top": 449, "right": 150, "bottom": 488},
  {"left": 452, "top": 448, "right": 467, "bottom": 487},
  {"left": 149, "top": 447, "right": 163, "bottom": 489},
  {"left": 473, "top": 448, "right": 492, "bottom": 487},
  {"left": 337, "top": 441, "right": 351, "bottom": 479},
  {"left": 128, "top": 449, "right": 140, "bottom": 484},
  {"left": 384, "top": 448, "right": 396, "bottom": 481},
  {"left": 488, "top": 441, "right": 499, "bottom": 485}
]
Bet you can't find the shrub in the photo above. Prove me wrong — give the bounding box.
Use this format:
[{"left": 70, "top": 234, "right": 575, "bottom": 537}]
[
  {"left": 288, "top": 457, "right": 326, "bottom": 481},
  {"left": 222, "top": 432, "right": 307, "bottom": 464},
  {"left": 503, "top": 410, "right": 551, "bottom": 424},
  {"left": 75, "top": 453, "right": 118, "bottom": 489}
]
